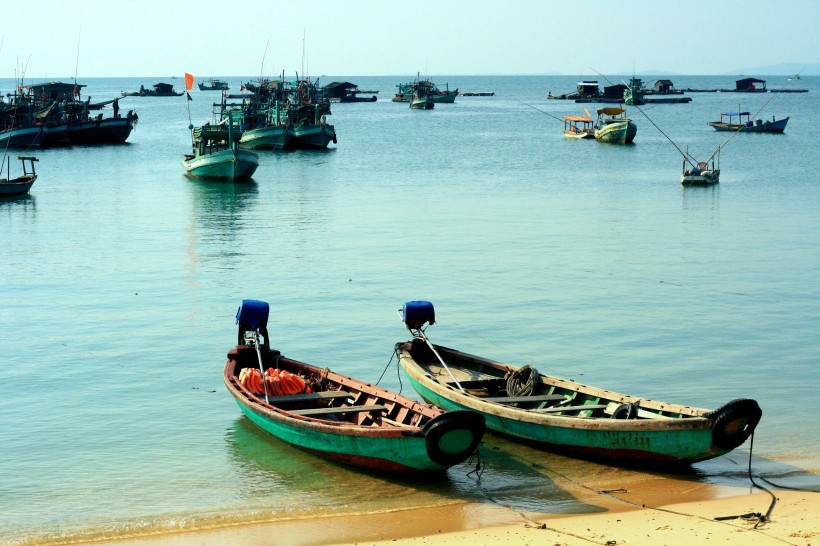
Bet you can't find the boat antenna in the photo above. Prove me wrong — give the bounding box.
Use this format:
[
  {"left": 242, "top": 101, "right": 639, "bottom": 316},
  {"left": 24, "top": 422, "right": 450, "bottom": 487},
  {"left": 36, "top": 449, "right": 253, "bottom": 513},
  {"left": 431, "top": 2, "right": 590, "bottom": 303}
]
[
  {"left": 523, "top": 103, "right": 565, "bottom": 123},
  {"left": 260, "top": 39, "right": 269, "bottom": 82},
  {"left": 73, "top": 27, "right": 81, "bottom": 91}
]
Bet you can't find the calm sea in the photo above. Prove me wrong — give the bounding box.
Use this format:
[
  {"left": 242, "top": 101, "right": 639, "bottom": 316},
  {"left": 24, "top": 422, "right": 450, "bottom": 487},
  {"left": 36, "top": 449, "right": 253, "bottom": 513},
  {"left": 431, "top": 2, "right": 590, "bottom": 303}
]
[{"left": 1, "top": 75, "right": 818, "bottom": 545}]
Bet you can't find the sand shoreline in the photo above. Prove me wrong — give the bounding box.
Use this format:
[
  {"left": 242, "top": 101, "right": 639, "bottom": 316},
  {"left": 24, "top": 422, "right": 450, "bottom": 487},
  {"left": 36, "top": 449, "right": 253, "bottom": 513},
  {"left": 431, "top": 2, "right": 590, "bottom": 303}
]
[{"left": 89, "top": 484, "right": 817, "bottom": 546}]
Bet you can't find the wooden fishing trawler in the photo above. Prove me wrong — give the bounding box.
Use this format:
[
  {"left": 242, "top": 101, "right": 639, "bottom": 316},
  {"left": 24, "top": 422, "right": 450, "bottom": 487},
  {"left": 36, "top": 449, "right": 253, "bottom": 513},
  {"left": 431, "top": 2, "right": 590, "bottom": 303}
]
[
  {"left": 393, "top": 78, "right": 457, "bottom": 104},
  {"left": 121, "top": 83, "right": 183, "bottom": 97},
  {"left": 286, "top": 80, "right": 337, "bottom": 149},
  {"left": 183, "top": 113, "right": 259, "bottom": 181},
  {"left": 225, "top": 300, "right": 485, "bottom": 473},
  {"left": 198, "top": 79, "right": 230, "bottom": 91},
  {"left": 594, "top": 107, "right": 637, "bottom": 143},
  {"left": 394, "top": 301, "right": 762, "bottom": 466}
]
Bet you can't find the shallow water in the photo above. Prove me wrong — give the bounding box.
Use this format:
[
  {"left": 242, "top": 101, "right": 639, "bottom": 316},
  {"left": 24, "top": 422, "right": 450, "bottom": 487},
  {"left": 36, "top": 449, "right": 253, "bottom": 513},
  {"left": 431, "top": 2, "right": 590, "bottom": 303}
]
[{"left": 1, "top": 74, "right": 818, "bottom": 544}]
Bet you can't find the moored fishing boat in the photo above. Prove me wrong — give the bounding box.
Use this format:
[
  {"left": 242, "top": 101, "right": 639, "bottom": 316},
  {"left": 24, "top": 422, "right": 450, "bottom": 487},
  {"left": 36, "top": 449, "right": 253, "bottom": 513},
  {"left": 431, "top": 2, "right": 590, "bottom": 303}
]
[
  {"left": 0, "top": 124, "right": 45, "bottom": 148},
  {"left": 707, "top": 111, "right": 789, "bottom": 133},
  {"left": 285, "top": 79, "right": 337, "bottom": 149},
  {"left": 393, "top": 78, "right": 457, "bottom": 104},
  {"left": 182, "top": 118, "right": 259, "bottom": 181},
  {"left": 394, "top": 301, "right": 762, "bottom": 466},
  {"left": 681, "top": 156, "right": 720, "bottom": 186},
  {"left": 594, "top": 107, "right": 637, "bottom": 143},
  {"left": 563, "top": 115, "right": 595, "bottom": 139},
  {"left": 198, "top": 79, "right": 229, "bottom": 91},
  {"left": 225, "top": 300, "right": 486, "bottom": 473},
  {"left": 0, "top": 155, "right": 38, "bottom": 196}
]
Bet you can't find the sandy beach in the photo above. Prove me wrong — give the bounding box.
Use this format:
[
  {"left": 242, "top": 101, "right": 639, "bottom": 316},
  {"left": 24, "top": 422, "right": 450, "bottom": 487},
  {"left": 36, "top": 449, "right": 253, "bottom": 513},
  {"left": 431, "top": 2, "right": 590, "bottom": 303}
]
[{"left": 99, "top": 484, "right": 817, "bottom": 546}]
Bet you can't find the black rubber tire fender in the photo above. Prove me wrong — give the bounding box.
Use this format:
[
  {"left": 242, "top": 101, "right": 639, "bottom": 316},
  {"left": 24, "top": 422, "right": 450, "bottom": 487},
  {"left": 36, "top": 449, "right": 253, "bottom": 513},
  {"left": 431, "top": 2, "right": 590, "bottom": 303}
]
[
  {"left": 422, "top": 410, "right": 486, "bottom": 467},
  {"left": 706, "top": 398, "right": 762, "bottom": 450},
  {"left": 611, "top": 402, "right": 638, "bottom": 419}
]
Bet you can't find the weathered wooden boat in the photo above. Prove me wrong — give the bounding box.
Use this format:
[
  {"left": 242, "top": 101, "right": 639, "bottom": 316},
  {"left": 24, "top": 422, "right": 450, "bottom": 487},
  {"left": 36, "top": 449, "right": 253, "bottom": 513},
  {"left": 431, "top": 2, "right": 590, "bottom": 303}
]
[
  {"left": 0, "top": 124, "right": 45, "bottom": 148},
  {"left": 286, "top": 80, "right": 337, "bottom": 149},
  {"left": 225, "top": 300, "right": 485, "bottom": 473},
  {"left": 198, "top": 79, "right": 229, "bottom": 91},
  {"left": 395, "top": 301, "right": 762, "bottom": 466},
  {"left": 594, "top": 107, "right": 637, "bottom": 143},
  {"left": 563, "top": 115, "right": 595, "bottom": 139},
  {"left": 182, "top": 121, "right": 258, "bottom": 181},
  {"left": 290, "top": 119, "right": 337, "bottom": 148},
  {"left": 707, "top": 112, "right": 789, "bottom": 133},
  {"left": 681, "top": 157, "right": 720, "bottom": 186},
  {"left": 0, "top": 155, "right": 38, "bottom": 196},
  {"left": 393, "top": 79, "right": 457, "bottom": 104}
]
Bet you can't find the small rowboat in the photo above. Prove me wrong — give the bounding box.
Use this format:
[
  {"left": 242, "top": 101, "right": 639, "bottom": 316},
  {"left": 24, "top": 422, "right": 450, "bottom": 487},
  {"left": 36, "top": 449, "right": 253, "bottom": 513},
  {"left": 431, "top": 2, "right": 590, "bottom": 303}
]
[
  {"left": 224, "top": 300, "right": 485, "bottom": 473},
  {"left": 395, "top": 301, "right": 762, "bottom": 467},
  {"left": 0, "top": 156, "right": 38, "bottom": 196}
]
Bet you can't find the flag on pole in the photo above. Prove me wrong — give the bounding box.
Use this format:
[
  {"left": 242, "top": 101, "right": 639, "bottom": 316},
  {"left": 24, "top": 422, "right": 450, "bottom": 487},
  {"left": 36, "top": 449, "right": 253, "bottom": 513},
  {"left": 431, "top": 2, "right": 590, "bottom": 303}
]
[
  {"left": 184, "top": 73, "right": 195, "bottom": 91},
  {"left": 186, "top": 92, "right": 192, "bottom": 101}
]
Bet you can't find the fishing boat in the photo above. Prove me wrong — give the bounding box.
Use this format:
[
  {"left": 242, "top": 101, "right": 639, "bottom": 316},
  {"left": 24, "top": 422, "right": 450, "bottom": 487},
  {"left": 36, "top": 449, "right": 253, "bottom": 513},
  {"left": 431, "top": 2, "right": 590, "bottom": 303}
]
[
  {"left": 286, "top": 80, "right": 337, "bottom": 149},
  {"left": 563, "top": 115, "right": 595, "bottom": 139},
  {"left": 681, "top": 157, "right": 720, "bottom": 186},
  {"left": 393, "top": 79, "right": 457, "bottom": 104},
  {"left": 121, "top": 83, "right": 183, "bottom": 97},
  {"left": 198, "top": 79, "right": 230, "bottom": 91},
  {"left": 594, "top": 107, "right": 637, "bottom": 143},
  {"left": 182, "top": 118, "right": 259, "bottom": 181},
  {"left": 409, "top": 81, "right": 435, "bottom": 110},
  {"left": 0, "top": 155, "right": 38, "bottom": 196},
  {"left": 0, "top": 124, "right": 45, "bottom": 148},
  {"left": 224, "top": 300, "right": 486, "bottom": 473},
  {"left": 707, "top": 112, "right": 789, "bottom": 133},
  {"left": 394, "top": 301, "right": 762, "bottom": 466}
]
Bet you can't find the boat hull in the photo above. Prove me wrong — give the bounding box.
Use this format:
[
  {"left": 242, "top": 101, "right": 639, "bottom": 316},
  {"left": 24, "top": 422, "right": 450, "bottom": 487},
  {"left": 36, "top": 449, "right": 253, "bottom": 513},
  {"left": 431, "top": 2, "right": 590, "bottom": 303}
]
[
  {"left": 395, "top": 339, "right": 760, "bottom": 466},
  {"left": 707, "top": 117, "right": 788, "bottom": 133},
  {"left": 182, "top": 148, "right": 259, "bottom": 181},
  {"left": 224, "top": 343, "right": 484, "bottom": 473},
  {"left": 68, "top": 115, "right": 137, "bottom": 144},
  {"left": 240, "top": 125, "right": 291, "bottom": 150},
  {"left": 595, "top": 121, "right": 637, "bottom": 143},
  {"left": 0, "top": 175, "right": 36, "bottom": 196},
  {"left": 289, "top": 123, "right": 336, "bottom": 149},
  {"left": 410, "top": 98, "right": 434, "bottom": 110},
  {"left": 0, "top": 126, "right": 45, "bottom": 148},
  {"left": 682, "top": 170, "right": 720, "bottom": 186}
]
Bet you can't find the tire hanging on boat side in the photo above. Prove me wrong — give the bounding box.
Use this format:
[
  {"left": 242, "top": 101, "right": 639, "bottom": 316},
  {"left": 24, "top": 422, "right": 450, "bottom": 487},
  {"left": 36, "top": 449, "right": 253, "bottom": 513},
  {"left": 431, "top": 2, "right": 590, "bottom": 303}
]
[
  {"left": 705, "top": 398, "right": 762, "bottom": 450},
  {"left": 422, "top": 410, "right": 486, "bottom": 466}
]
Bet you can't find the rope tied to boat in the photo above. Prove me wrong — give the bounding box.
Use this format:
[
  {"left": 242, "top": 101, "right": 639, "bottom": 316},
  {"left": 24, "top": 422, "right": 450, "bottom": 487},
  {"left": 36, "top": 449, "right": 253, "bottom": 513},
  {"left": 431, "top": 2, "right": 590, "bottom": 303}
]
[{"left": 506, "top": 365, "right": 540, "bottom": 397}]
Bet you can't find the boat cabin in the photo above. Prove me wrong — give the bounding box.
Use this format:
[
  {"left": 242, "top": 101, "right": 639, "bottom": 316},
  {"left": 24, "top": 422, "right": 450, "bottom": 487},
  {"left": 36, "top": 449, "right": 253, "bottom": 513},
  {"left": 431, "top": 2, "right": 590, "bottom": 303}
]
[
  {"left": 735, "top": 77, "right": 767, "bottom": 92},
  {"left": 576, "top": 81, "right": 601, "bottom": 98},
  {"left": 654, "top": 79, "right": 676, "bottom": 93},
  {"left": 153, "top": 83, "right": 176, "bottom": 94},
  {"left": 596, "top": 107, "right": 629, "bottom": 125},
  {"left": 322, "top": 82, "right": 359, "bottom": 99},
  {"left": 26, "top": 81, "right": 86, "bottom": 101},
  {"left": 603, "top": 84, "right": 627, "bottom": 100}
]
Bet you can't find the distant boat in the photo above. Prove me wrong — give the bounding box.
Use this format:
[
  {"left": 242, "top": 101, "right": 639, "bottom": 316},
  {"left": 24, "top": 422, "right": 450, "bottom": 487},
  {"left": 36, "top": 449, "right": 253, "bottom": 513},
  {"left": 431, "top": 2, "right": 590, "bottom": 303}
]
[
  {"left": 225, "top": 299, "right": 486, "bottom": 473},
  {"left": 681, "top": 157, "right": 720, "bottom": 186},
  {"left": 182, "top": 119, "right": 258, "bottom": 181},
  {"left": 122, "top": 83, "right": 183, "bottom": 97},
  {"left": 707, "top": 111, "right": 789, "bottom": 133},
  {"left": 787, "top": 74, "right": 801, "bottom": 81},
  {"left": 395, "top": 301, "right": 762, "bottom": 466},
  {"left": 0, "top": 155, "right": 38, "bottom": 196},
  {"left": 198, "top": 79, "right": 230, "bottom": 91},
  {"left": 563, "top": 115, "right": 595, "bottom": 139},
  {"left": 394, "top": 78, "right": 457, "bottom": 104},
  {"left": 594, "top": 107, "right": 637, "bottom": 143}
]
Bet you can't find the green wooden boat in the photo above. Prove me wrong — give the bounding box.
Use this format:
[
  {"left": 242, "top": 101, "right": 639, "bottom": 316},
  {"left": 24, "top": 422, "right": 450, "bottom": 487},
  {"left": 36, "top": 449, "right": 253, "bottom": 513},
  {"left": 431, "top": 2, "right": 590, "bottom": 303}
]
[
  {"left": 224, "top": 300, "right": 485, "bottom": 473},
  {"left": 594, "top": 107, "right": 637, "bottom": 143},
  {"left": 183, "top": 122, "right": 259, "bottom": 181},
  {"left": 395, "top": 301, "right": 762, "bottom": 467}
]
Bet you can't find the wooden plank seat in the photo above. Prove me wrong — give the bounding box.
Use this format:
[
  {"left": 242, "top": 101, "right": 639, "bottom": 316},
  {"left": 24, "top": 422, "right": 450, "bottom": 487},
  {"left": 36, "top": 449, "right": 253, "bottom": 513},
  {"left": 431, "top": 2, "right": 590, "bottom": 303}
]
[
  {"left": 260, "top": 390, "right": 351, "bottom": 404},
  {"left": 483, "top": 394, "right": 567, "bottom": 404},
  {"left": 534, "top": 404, "right": 608, "bottom": 414},
  {"left": 290, "top": 404, "right": 388, "bottom": 417}
]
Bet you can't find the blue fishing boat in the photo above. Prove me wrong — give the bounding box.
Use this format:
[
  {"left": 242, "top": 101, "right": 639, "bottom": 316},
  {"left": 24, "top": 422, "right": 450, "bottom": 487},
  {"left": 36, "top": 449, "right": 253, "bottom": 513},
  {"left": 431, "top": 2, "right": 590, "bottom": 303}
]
[
  {"left": 707, "top": 112, "right": 789, "bottom": 133},
  {"left": 224, "top": 300, "right": 485, "bottom": 473},
  {"left": 395, "top": 301, "right": 762, "bottom": 466}
]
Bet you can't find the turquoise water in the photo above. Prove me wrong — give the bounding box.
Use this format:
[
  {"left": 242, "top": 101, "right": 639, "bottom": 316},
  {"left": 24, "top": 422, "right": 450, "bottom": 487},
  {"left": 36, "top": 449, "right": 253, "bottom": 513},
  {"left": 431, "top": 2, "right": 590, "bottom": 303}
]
[{"left": 1, "top": 75, "right": 818, "bottom": 544}]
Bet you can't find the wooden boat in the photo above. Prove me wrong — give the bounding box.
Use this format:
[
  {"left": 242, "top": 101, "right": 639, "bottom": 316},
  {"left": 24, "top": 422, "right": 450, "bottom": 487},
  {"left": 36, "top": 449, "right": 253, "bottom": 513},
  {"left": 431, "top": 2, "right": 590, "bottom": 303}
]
[
  {"left": 285, "top": 80, "right": 337, "bottom": 149},
  {"left": 594, "top": 107, "right": 637, "bottom": 143},
  {"left": 0, "top": 125, "right": 45, "bottom": 148},
  {"left": 121, "top": 83, "right": 183, "bottom": 97},
  {"left": 393, "top": 79, "right": 457, "bottom": 104},
  {"left": 182, "top": 121, "right": 258, "bottom": 181},
  {"left": 224, "top": 300, "right": 485, "bottom": 473},
  {"left": 395, "top": 301, "right": 762, "bottom": 466},
  {"left": 0, "top": 155, "right": 38, "bottom": 196},
  {"left": 682, "top": 157, "right": 720, "bottom": 186},
  {"left": 563, "top": 115, "right": 595, "bottom": 139},
  {"left": 707, "top": 112, "right": 789, "bottom": 133},
  {"left": 198, "top": 79, "right": 229, "bottom": 91}
]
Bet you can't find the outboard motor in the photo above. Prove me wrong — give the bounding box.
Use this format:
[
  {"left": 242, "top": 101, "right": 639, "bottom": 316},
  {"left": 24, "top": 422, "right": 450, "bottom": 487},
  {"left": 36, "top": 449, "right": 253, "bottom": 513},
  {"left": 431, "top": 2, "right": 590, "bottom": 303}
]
[
  {"left": 236, "top": 299, "right": 270, "bottom": 349},
  {"left": 402, "top": 300, "right": 435, "bottom": 331}
]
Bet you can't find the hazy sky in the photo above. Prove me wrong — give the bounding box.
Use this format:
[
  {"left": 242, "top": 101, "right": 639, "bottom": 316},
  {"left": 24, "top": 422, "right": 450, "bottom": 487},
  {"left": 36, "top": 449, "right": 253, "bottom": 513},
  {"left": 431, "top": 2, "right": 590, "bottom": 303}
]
[{"left": 2, "top": 0, "right": 817, "bottom": 79}]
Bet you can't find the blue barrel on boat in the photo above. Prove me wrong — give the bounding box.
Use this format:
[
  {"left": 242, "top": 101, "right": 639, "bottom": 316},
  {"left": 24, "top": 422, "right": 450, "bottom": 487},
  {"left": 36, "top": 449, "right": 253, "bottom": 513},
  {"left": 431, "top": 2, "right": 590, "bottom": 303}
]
[
  {"left": 236, "top": 299, "right": 269, "bottom": 329},
  {"left": 403, "top": 301, "right": 435, "bottom": 329}
]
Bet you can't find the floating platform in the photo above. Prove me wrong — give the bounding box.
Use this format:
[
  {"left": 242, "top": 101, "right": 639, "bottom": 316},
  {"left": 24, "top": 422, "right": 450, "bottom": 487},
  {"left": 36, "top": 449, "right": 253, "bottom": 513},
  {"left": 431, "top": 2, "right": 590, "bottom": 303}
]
[{"left": 460, "top": 91, "right": 495, "bottom": 96}]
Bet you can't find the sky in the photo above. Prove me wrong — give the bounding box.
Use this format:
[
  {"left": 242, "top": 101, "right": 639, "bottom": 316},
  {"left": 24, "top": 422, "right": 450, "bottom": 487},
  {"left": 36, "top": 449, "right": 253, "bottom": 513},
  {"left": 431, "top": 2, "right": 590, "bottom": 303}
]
[{"left": 1, "top": 0, "right": 818, "bottom": 79}]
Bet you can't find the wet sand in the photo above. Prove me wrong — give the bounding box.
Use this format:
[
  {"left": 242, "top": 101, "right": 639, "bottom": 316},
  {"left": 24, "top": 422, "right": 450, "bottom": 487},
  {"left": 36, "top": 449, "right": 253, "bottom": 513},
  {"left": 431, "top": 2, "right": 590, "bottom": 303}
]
[{"left": 99, "top": 484, "right": 817, "bottom": 546}]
